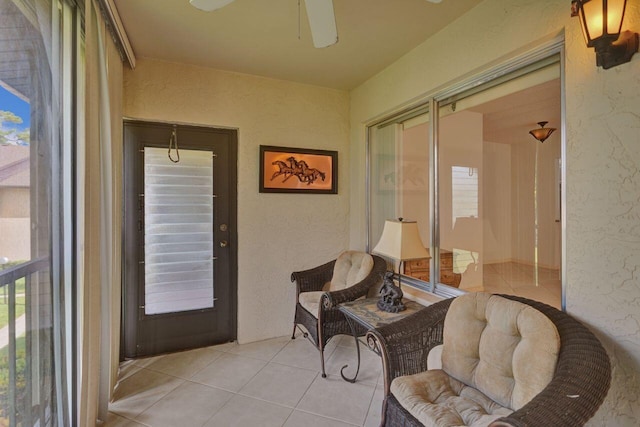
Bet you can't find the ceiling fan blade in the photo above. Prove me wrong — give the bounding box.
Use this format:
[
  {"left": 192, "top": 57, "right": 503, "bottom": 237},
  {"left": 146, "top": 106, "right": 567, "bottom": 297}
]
[
  {"left": 189, "top": 0, "right": 236, "bottom": 12},
  {"left": 304, "top": 0, "right": 338, "bottom": 48}
]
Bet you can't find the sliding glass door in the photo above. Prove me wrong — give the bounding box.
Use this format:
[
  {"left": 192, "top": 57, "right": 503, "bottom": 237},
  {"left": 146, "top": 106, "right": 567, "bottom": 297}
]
[{"left": 368, "top": 48, "right": 564, "bottom": 309}]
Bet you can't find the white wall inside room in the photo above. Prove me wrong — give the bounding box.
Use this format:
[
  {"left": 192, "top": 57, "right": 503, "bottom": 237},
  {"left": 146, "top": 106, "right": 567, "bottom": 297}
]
[
  {"left": 124, "top": 59, "right": 351, "bottom": 343},
  {"left": 510, "top": 133, "right": 561, "bottom": 269},
  {"left": 439, "top": 110, "right": 484, "bottom": 288},
  {"left": 482, "top": 141, "right": 512, "bottom": 264},
  {"left": 349, "top": 0, "right": 640, "bottom": 424}
]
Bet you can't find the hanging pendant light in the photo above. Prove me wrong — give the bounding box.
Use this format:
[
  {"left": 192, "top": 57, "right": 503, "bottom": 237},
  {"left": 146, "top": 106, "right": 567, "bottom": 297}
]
[{"left": 529, "top": 121, "right": 556, "bottom": 143}]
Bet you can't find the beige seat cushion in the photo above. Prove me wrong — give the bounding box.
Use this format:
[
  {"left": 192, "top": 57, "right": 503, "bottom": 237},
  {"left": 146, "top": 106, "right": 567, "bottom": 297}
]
[
  {"left": 298, "top": 291, "right": 324, "bottom": 318},
  {"left": 329, "top": 251, "right": 374, "bottom": 291},
  {"left": 391, "top": 369, "right": 513, "bottom": 427},
  {"left": 298, "top": 252, "right": 374, "bottom": 319},
  {"left": 442, "top": 293, "right": 561, "bottom": 410}
]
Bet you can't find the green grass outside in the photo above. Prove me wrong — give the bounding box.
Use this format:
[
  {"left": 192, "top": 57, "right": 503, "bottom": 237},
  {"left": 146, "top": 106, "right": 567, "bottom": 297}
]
[
  {"left": 0, "top": 335, "right": 26, "bottom": 425},
  {"left": 0, "top": 295, "right": 26, "bottom": 330},
  {"left": 0, "top": 275, "right": 27, "bottom": 330}
]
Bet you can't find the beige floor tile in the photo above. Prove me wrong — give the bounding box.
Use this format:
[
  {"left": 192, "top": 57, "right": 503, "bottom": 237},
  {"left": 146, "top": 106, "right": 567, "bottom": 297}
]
[
  {"left": 364, "top": 384, "right": 385, "bottom": 427},
  {"left": 117, "top": 360, "right": 142, "bottom": 383},
  {"left": 203, "top": 394, "right": 292, "bottom": 427},
  {"left": 296, "top": 374, "right": 376, "bottom": 426},
  {"left": 284, "top": 410, "right": 358, "bottom": 427},
  {"left": 135, "top": 381, "right": 233, "bottom": 427},
  {"left": 324, "top": 345, "right": 382, "bottom": 386},
  {"left": 132, "top": 354, "right": 165, "bottom": 368},
  {"left": 190, "top": 352, "right": 267, "bottom": 392},
  {"left": 104, "top": 412, "right": 148, "bottom": 427},
  {"left": 335, "top": 334, "right": 358, "bottom": 349},
  {"left": 239, "top": 362, "right": 318, "bottom": 407},
  {"left": 145, "top": 346, "right": 223, "bottom": 380},
  {"left": 271, "top": 334, "right": 337, "bottom": 373},
  {"left": 224, "top": 336, "right": 290, "bottom": 361},
  {"left": 110, "top": 369, "right": 184, "bottom": 419}
]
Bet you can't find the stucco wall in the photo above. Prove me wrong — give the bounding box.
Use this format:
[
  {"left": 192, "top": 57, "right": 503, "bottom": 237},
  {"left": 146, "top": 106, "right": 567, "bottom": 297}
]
[
  {"left": 349, "top": 0, "right": 639, "bottom": 425},
  {"left": 124, "top": 60, "right": 350, "bottom": 343}
]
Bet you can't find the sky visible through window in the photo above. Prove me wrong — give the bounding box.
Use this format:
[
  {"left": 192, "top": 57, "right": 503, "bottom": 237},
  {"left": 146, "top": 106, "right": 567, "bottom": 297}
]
[{"left": 0, "top": 85, "right": 30, "bottom": 146}]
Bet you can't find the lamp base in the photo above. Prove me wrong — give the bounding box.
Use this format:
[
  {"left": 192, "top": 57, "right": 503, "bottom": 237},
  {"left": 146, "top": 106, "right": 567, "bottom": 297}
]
[
  {"left": 377, "top": 271, "right": 406, "bottom": 313},
  {"left": 595, "top": 31, "right": 639, "bottom": 69}
]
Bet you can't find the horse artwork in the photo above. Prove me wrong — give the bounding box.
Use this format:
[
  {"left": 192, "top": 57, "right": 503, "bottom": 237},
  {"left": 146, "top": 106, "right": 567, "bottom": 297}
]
[
  {"left": 260, "top": 145, "right": 337, "bottom": 194},
  {"left": 270, "top": 157, "right": 326, "bottom": 185}
]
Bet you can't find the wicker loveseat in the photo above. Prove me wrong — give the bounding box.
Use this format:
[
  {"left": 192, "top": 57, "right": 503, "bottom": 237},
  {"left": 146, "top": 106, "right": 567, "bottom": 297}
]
[
  {"left": 291, "top": 251, "right": 386, "bottom": 377},
  {"left": 366, "top": 293, "right": 611, "bottom": 427}
]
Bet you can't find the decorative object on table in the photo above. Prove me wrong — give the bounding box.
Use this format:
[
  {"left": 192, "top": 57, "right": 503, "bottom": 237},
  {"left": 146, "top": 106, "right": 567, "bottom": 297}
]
[
  {"left": 259, "top": 145, "right": 337, "bottom": 194},
  {"left": 372, "top": 218, "right": 430, "bottom": 293},
  {"left": 377, "top": 270, "right": 405, "bottom": 313}
]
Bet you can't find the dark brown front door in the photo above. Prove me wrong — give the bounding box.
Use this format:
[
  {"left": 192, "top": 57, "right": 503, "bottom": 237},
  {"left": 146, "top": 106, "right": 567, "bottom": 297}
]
[{"left": 122, "top": 121, "right": 237, "bottom": 358}]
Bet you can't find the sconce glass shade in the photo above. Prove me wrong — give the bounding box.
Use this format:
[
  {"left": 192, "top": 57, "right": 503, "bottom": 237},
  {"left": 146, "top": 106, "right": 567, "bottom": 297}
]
[
  {"left": 529, "top": 121, "right": 556, "bottom": 143},
  {"left": 571, "top": 0, "right": 639, "bottom": 69},
  {"left": 577, "top": 0, "right": 626, "bottom": 46},
  {"left": 372, "top": 219, "right": 430, "bottom": 261}
]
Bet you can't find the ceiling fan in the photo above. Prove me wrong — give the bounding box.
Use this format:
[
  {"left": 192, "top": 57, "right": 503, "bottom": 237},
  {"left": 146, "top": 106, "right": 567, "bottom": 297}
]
[{"left": 189, "top": 0, "right": 445, "bottom": 49}]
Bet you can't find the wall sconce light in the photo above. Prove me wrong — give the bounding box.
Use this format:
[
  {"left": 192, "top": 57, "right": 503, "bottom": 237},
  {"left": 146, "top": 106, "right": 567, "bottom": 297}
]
[
  {"left": 529, "top": 121, "right": 556, "bottom": 143},
  {"left": 571, "top": 0, "right": 639, "bottom": 69}
]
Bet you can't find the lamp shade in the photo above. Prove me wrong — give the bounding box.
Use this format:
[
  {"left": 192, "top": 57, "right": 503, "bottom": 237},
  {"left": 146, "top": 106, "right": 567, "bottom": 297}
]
[
  {"left": 372, "top": 219, "right": 430, "bottom": 261},
  {"left": 528, "top": 121, "right": 556, "bottom": 143},
  {"left": 577, "top": 0, "right": 627, "bottom": 47}
]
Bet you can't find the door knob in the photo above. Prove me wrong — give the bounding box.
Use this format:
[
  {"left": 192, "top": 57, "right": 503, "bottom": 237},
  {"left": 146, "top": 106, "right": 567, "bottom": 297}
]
[{"left": 219, "top": 240, "right": 228, "bottom": 248}]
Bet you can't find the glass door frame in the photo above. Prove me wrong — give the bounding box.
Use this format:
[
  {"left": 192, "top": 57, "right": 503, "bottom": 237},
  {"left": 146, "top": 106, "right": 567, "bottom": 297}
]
[{"left": 366, "top": 35, "right": 567, "bottom": 310}]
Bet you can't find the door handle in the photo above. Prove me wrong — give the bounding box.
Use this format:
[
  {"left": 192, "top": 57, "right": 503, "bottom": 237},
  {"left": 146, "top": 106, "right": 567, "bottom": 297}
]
[{"left": 219, "top": 240, "right": 228, "bottom": 248}]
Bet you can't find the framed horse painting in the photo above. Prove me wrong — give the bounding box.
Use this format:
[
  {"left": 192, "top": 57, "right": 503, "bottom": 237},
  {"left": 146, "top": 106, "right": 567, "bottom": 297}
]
[{"left": 259, "top": 145, "right": 338, "bottom": 194}]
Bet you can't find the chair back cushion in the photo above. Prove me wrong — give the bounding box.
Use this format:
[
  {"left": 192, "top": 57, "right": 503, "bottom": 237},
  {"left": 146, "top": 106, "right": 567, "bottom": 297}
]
[
  {"left": 329, "top": 251, "right": 374, "bottom": 291},
  {"left": 441, "top": 293, "right": 560, "bottom": 410}
]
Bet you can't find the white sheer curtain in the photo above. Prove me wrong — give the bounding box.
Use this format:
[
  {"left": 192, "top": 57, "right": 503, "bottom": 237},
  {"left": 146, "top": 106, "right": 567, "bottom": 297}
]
[{"left": 79, "top": 0, "right": 123, "bottom": 424}]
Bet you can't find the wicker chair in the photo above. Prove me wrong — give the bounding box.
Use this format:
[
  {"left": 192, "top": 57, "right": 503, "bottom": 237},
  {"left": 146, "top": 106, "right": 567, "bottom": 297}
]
[
  {"left": 366, "top": 293, "right": 611, "bottom": 427},
  {"left": 291, "top": 251, "right": 386, "bottom": 377}
]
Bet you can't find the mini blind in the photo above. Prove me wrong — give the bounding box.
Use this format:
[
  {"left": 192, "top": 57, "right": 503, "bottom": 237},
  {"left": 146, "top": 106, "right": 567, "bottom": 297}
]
[{"left": 144, "top": 147, "right": 214, "bottom": 315}]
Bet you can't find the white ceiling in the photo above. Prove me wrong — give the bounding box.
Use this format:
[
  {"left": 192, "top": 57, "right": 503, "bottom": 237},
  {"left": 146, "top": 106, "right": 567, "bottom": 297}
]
[
  {"left": 471, "top": 79, "right": 561, "bottom": 145},
  {"left": 113, "top": 0, "right": 482, "bottom": 90}
]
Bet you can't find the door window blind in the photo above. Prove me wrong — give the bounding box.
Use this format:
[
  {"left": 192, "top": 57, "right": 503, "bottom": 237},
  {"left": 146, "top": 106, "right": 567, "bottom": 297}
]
[{"left": 144, "top": 147, "right": 214, "bottom": 315}]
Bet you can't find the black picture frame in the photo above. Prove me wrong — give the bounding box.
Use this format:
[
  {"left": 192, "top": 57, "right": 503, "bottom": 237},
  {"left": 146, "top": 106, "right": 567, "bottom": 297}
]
[{"left": 259, "top": 145, "right": 338, "bottom": 194}]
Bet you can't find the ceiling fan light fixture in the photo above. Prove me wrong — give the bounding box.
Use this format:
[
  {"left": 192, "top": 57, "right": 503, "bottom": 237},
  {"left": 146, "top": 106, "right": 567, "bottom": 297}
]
[
  {"left": 304, "top": 0, "right": 338, "bottom": 48},
  {"left": 189, "top": 0, "right": 235, "bottom": 12},
  {"left": 529, "top": 121, "right": 556, "bottom": 143}
]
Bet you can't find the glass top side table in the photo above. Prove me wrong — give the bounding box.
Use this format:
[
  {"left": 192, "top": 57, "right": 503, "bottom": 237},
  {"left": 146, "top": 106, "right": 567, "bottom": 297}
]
[{"left": 338, "top": 297, "right": 425, "bottom": 383}]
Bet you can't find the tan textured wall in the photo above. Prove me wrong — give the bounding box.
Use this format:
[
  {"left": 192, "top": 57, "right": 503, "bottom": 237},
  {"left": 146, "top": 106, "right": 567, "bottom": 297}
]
[
  {"left": 124, "top": 60, "right": 351, "bottom": 343},
  {"left": 0, "top": 218, "right": 30, "bottom": 261},
  {"left": 349, "top": 0, "right": 640, "bottom": 424}
]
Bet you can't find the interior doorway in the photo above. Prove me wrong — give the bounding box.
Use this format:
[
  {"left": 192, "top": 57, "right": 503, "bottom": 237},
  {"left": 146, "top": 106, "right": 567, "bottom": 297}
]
[{"left": 122, "top": 121, "right": 237, "bottom": 358}]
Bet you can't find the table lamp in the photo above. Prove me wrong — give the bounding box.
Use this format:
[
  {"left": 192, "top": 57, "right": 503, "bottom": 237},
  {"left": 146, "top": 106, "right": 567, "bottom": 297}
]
[{"left": 372, "top": 218, "right": 430, "bottom": 312}]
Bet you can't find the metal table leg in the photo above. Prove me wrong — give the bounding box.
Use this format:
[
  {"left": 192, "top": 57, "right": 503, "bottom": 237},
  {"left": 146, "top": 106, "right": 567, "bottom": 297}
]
[{"left": 340, "top": 315, "right": 361, "bottom": 383}]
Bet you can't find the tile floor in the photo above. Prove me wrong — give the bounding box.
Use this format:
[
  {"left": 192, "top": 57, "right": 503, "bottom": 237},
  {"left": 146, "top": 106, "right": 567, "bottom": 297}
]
[
  {"left": 107, "top": 333, "right": 384, "bottom": 427},
  {"left": 461, "top": 261, "right": 562, "bottom": 309}
]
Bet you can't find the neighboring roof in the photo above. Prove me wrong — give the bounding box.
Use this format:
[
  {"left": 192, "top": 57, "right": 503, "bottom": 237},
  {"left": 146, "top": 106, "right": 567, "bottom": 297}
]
[{"left": 0, "top": 146, "right": 29, "bottom": 187}]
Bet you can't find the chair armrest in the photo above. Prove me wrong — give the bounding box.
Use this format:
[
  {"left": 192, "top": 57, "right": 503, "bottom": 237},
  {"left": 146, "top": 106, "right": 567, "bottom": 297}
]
[
  {"left": 367, "top": 298, "right": 453, "bottom": 395},
  {"left": 291, "top": 259, "right": 336, "bottom": 296},
  {"left": 322, "top": 255, "right": 387, "bottom": 308},
  {"left": 490, "top": 295, "right": 612, "bottom": 427}
]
